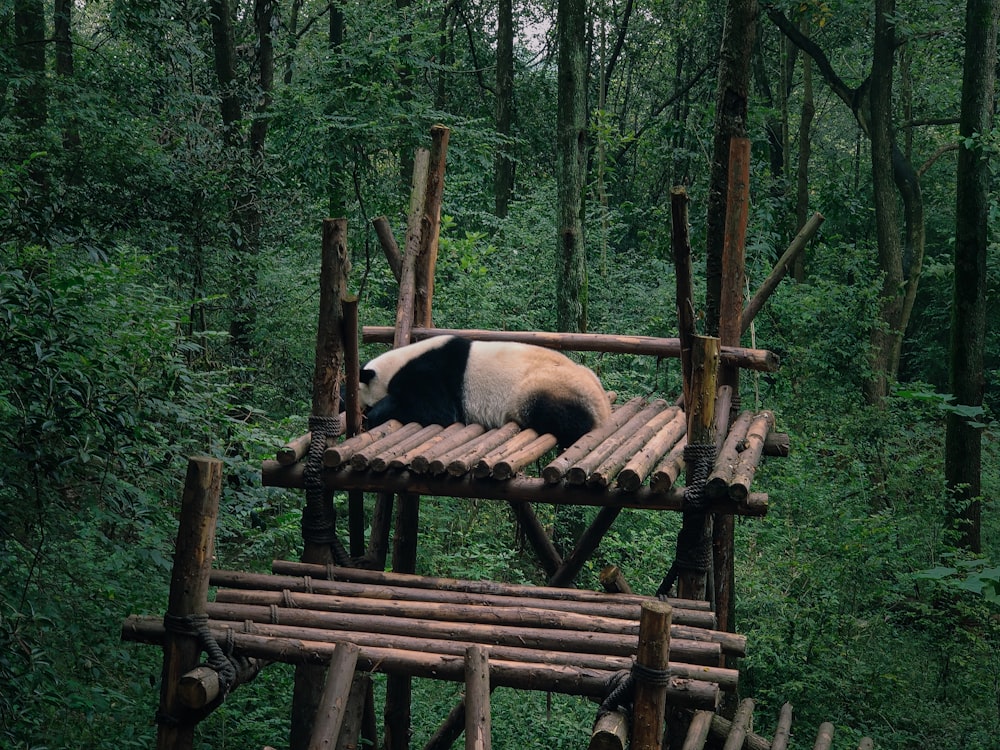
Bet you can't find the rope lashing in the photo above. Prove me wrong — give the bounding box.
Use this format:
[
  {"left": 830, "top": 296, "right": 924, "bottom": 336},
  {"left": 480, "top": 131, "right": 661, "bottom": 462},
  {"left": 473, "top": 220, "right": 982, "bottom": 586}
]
[
  {"left": 656, "top": 442, "right": 717, "bottom": 598},
  {"left": 594, "top": 660, "right": 673, "bottom": 722},
  {"left": 302, "top": 414, "right": 351, "bottom": 565},
  {"left": 162, "top": 612, "right": 237, "bottom": 697}
]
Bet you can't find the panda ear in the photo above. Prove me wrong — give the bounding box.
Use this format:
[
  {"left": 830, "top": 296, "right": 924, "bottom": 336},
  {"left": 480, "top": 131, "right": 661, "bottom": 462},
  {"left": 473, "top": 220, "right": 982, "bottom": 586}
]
[{"left": 360, "top": 368, "right": 376, "bottom": 384}]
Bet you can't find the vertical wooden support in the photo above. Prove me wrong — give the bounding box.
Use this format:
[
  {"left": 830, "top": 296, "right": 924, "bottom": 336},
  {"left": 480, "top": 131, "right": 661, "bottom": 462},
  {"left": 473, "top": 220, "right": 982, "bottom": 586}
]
[
  {"left": 415, "top": 124, "right": 449, "bottom": 328},
  {"left": 464, "top": 645, "right": 491, "bottom": 750},
  {"left": 721, "top": 698, "right": 755, "bottom": 750},
  {"left": 336, "top": 674, "right": 374, "bottom": 750},
  {"left": 632, "top": 600, "right": 673, "bottom": 750},
  {"left": 714, "top": 137, "right": 750, "bottom": 638},
  {"left": 292, "top": 218, "right": 351, "bottom": 750},
  {"left": 679, "top": 710, "right": 713, "bottom": 750},
  {"left": 394, "top": 148, "right": 430, "bottom": 348},
  {"left": 307, "top": 642, "right": 361, "bottom": 750},
  {"left": 677, "top": 336, "right": 719, "bottom": 601},
  {"left": 671, "top": 186, "right": 695, "bottom": 407},
  {"left": 342, "top": 295, "right": 366, "bottom": 559},
  {"left": 156, "top": 456, "right": 223, "bottom": 750}
]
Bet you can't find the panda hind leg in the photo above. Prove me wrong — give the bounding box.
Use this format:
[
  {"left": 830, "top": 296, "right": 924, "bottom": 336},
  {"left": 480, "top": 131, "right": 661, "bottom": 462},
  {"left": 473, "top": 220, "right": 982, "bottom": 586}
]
[{"left": 519, "top": 395, "right": 595, "bottom": 449}]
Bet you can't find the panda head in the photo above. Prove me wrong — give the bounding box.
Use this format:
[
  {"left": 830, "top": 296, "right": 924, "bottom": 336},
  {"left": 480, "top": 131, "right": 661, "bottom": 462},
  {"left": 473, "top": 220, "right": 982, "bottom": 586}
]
[
  {"left": 356, "top": 336, "right": 456, "bottom": 410},
  {"left": 358, "top": 366, "right": 384, "bottom": 408}
]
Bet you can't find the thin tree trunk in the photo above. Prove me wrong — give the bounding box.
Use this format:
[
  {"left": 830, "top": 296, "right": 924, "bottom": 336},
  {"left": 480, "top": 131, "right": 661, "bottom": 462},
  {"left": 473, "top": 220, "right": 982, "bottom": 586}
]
[
  {"left": 13, "top": 0, "right": 46, "bottom": 131},
  {"left": 555, "top": 0, "right": 589, "bottom": 334},
  {"left": 946, "top": 0, "right": 998, "bottom": 553},
  {"left": 495, "top": 0, "right": 515, "bottom": 218},
  {"left": 793, "top": 15, "right": 813, "bottom": 282}
]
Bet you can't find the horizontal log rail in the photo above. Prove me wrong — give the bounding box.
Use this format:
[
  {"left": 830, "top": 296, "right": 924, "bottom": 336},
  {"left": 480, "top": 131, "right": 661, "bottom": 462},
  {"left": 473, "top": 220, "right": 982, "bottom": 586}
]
[
  {"left": 361, "top": 326, "right": 780, "bottom": 373},
  {"left": 261, "top": 460, "right": 769, "bottom": 515},
  {"left": 122, "top": 615, "right": 720, "bottom": 709}
]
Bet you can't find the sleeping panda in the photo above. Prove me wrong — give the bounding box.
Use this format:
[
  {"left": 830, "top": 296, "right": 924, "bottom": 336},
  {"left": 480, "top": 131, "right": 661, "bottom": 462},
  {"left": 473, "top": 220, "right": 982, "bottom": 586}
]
[{"left": 358, "top": 335, "right": 611, "bottom": 448}]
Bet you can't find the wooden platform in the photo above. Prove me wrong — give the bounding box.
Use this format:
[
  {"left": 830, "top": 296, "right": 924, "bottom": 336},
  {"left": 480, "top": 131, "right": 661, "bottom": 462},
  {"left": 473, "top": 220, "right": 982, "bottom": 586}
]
[{"left": 262, "top": 396, "right": 782, "bottom": 516}]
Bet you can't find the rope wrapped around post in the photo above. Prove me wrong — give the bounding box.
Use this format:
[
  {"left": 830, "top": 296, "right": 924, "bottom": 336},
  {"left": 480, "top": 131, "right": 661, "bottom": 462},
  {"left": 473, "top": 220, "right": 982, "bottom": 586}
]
[
  {"left": 656, "top": 442, "right": 716, "bottom": 598},
  {"left": 594, "top": 660, "right": 673, "bottom": 723},
  {"left": 302, "top": 414, "right": 352, "bottom": 566}
]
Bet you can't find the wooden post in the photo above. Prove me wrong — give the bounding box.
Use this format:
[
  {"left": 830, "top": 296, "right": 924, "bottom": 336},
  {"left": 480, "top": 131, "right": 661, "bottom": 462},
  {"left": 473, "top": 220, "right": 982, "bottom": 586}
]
[
  {"left": 307, "top": 642, "right": 361, "bottom": 750},
  {"left": 336, "top": 674, "right": 374, "bottom": 750},
  {"left": 342, "top": 295, "right": 365, "bottom": 559},
  {"left": 721, "top": 698, "right": 755, "bottom": 750},
  {"left": 813, "top": 722, "right": 835, "bottom": 750},
  {"left": 771, "top": 703, "right": 793, "bottom": 750},
  {"left": 156, "top": 456, "right": 223, "bottom": 750},
  {"left": 589, "top": 711, "right": 629, "bottom": 750},
  {"left": 415, "top": 124, "right": 449, "bottom": 328},
  {"left": 679, "top": 710, "right": 713, "bottom": 750},
  {"left": 292, "top": 218, "right": 351, "bottom": 750},
  {"left": 671, "top": 186, "right": 695, "bottom": 407},
  {"left": 677, "top": 336, "right": 719, "bottom": 601},
  {"left": 714, "top": 136, "right": 749, "bottom": 638},
  {"left": 464, "top": 645, "right": 491, "bottom": 750},
  {"left": 632, "top": 600, "right": 673, "bottom": 750}
]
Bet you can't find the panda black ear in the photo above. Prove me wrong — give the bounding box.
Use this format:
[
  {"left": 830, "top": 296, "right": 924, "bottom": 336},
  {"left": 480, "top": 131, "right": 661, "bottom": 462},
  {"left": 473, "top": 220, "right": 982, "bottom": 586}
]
[{"left": 360, "top": 368, "right": 376, "bottom": 384}]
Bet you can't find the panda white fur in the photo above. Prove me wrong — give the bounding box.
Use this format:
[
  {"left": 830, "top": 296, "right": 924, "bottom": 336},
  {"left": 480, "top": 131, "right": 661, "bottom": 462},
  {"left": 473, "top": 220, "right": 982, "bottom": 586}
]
[{"left": 359, "top": 335, "right": 611, "bottom": 448}]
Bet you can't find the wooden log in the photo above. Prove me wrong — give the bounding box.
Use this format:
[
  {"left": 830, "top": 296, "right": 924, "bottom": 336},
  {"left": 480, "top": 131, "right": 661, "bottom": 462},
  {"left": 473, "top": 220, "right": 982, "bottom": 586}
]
[
  {"left": 705, "top": 411, "right": 754, "bottom": 499},
  {"left": 351, "top": 422, "right": 425, "bottom": 471},
  {"left": 491, "top": 433, "right": 559, "bottom": 480},
  {"left": 362, "top": 326, "right": 780, "bottom": 373},
  {"left": 632, "top": 601, "right": 672, "bottom": 749},
  {"left": 336, "top": 674, "right": 372, "bottom": 750},
  {"left": 176, "top": 657, "right": 267, "bottom": 710},
  {"left": 764, "top": 431, "right": 790, "bottom": 457},
  {"left": 857, "top": 738, "right": 874, "bottom": 750},
  {"left": 507, "top": 501, "right": 562, "bottom": 577},
  {"left": 729, "top": 411, "right": 775, "bottom": 501},
  {"left": 542, "top": 397, "right": 647, "bottom": 483},
  {"left": 263, "top": 461, "right": 770, "bottom": 516},
  {"left": 677, "top": 336, "right": 720, "bottom": 601},
  {"left": 719, "top": 137, "right": 750, "bottom": 355},
  {"left": 156, "top": 456, "right": 223, "bottom": 750},
  {"left": 771, "top": 702, "right": 793, "bottom": 750},
  {"left": 566, "top": 400, "right": 671, "bottom": 485},
  {"left": 813, "top": 722, "right": 835, "bottom": 750},
  {"left": 269, "top": 561, "right": 714, "bottom": 612},
  {"left": 391, "top": 422, "right": 467, "bottom": 471},
  {"left": 707, "top": 713, "right": 770, "bottom": 750},
  {"left": 279, "top": 432, "right": 315, "bottom": 466},
  {"left": 342, "top": 297, "right": 365, "bottom": 559},
  {"left": 365, "top": 493, "right": 393, "bottom": 570},
  {"left": 416, "top": 124, "right": 450, "bottom": 328},
  {"left": 672, "top": 185, "right": 696, "bottom": 408},
  {"left": 680, "top": 710, "right": 713, "bottom": 750},
  {"left": 410, "top": 423, "right": 486, "bottom": 473},
  {"left": 294, "top": 217, "right": 352, "bottom": 750},
  {"left": 548, "top": 506, "right": 622, "bottom": 587},
  {"left": 741, "top": 211, "right": 824, "bottom": 334},
  {"left": 588, "top": 406, "right": 682, "bottom": 488},
  {"left": 464, "top": 645, "right": 491, "bottom": 750},
  {"left": 372, "top": 215, "right": 403, "bottom": 282},
  {"left": 471, "top": 428, "right": 545, "bottom": 479},
  {"left": 615, "top": 408, "right": 688, "bottom": 491},
  {"left": 124, "top": 617, "right": 721, "bottom": 707},
  {"left": 394, "top": 147, "right": 430, "bottom": 348},
  {"left": 649, "top": 437, "right": 687, "bottom": 494},
  {"left": 324, "top": 420, "right": 404, "bottom": 468},
  {"left": 443, "top": 422, "right": 522, "bottom": 476},
  {"left": 308, "top": 642, "right": 360, "bottom": 750},
  {"left": 589, "top": 710, "right": 628, "bottom": 750},
  {"left": 210, "top": 569, "right": 717, "bottom": 629},
  {"left": 369, "top": 424, "right": 445, "bottom": 472},
  {"left": 599, "top": 565, "right": 633, "bottom": 595},
  {"left": 722, "top": 698, "right": 755, "bottom": 750}
]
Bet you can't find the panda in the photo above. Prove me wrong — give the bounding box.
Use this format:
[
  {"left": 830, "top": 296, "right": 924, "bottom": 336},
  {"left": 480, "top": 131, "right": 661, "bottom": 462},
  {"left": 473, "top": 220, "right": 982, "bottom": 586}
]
[{"left": 358, "top": 335, "right": 611, "bottom": 448}]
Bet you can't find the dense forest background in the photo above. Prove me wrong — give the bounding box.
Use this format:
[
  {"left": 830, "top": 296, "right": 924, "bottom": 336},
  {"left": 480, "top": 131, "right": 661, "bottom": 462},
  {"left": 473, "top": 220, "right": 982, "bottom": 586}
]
[{"left": 2, "top": 0, "right": 999, "bottom": 747}]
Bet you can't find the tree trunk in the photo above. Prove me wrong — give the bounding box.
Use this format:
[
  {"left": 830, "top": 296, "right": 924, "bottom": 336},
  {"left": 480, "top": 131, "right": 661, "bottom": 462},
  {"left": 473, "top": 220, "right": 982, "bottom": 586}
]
[
  {"left": 705, "top": 0, "right": 757, "bottom": 337},
  {"left": 494, "top": 0, "right": 515, "bottom": 218},
  {"left": 946, "top": 0, "right": 998, "bottom": 554},
  {"left": 555, "top": 0, "right": 589, "bottom": 333},
  {"left": 54, "top": 0, "right": 80, "bottom": 150},
  {"left": 793, "top": 15, "right": 813, "bottom": 282},
  {"left": 13, "top": 0, "right": 46, "bottom": 131}
]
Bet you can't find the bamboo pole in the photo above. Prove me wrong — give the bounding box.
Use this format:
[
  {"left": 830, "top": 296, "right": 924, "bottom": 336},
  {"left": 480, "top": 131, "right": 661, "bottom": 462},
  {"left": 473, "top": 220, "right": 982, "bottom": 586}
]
[
  {"left": 363, "top": 326, "right": 779, "bottom": 372},
  {"left": 632, "top": 601, "right": 672, "bottom": 749},
  {"left": 308, "top": 642, "right": 361, "bottom": 750},
  {"left": 155, "top": 456, "right": 223, "bottom": 750},
  {"left": 464, "top": 645, "right": 491, "bottom": 750}
]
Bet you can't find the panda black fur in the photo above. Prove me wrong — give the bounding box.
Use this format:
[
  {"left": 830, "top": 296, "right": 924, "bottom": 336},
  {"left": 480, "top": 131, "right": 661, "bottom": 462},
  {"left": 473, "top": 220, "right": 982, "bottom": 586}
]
[{"left": 359, "top": 335, "right": 611, "bottom": 448}]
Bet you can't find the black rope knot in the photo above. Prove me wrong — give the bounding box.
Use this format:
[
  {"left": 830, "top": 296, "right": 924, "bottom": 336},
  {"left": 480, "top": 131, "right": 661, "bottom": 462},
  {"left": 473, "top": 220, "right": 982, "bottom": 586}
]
[
  {"left": 162, "top": 613, "right": 238, "bottom": 699},
  {"left": 655, "top": 442, "right": 716, "bottom": 598},
  {"left": 301, "top": 415, "right": 351, "bottom": 564},
  {"left": 595, "top": 660, "right": 673, "bottom": 724}
]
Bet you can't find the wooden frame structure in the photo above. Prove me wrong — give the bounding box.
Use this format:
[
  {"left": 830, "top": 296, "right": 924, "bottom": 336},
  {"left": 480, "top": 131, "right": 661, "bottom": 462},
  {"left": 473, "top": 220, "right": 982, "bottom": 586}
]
[{"left": 122, "top": 126, "right": 878, "bottom": 749}]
